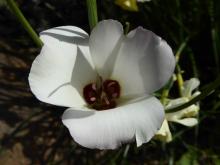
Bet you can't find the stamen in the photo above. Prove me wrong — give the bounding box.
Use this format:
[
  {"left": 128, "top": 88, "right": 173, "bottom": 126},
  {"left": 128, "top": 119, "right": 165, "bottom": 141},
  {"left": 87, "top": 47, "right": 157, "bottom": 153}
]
[
  {"left": 103, "top": 95, "right": 110, "bottom": 105},
  {"left": 103, "top": 80, "right": 120, "bottom": 99},
  {"left": 90, "top": 97, "right": 96, "bottom": 102},
  {"left": 83, "top": 83, "right": 98, "bottom": 104},
  {"left": 92, "top": 83, "right": 97, "bottom": 90}
]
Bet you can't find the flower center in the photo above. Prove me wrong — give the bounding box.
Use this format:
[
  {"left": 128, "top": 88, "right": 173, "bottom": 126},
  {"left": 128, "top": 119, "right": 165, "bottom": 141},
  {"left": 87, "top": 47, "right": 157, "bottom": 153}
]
[{"left": 83, "top": 79, "right": 120, "bottom": 110}]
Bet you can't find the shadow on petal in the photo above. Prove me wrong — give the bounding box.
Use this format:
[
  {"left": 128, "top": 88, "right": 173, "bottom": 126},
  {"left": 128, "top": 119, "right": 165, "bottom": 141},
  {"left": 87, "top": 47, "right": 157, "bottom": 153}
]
[
  {"left": 62, "top": 109, "right": 95, "bottom": 120},
  {"left": 54, "top": 27, "right": 88, "bottom": 38},
  {"left": 48, "top": 82, "right": 72, "bottom": 98},
  {"left": 70, "top": 47, "right": 98, "bottom": 98},
  {"left": 40, "top": 32, "right": 88, "bottom": 46},
  {"left": 103, "top": 36, "right": 124, "bottom": 78},
  {"left": 47, "top": 47, "right": 97, "bottom": 101}
]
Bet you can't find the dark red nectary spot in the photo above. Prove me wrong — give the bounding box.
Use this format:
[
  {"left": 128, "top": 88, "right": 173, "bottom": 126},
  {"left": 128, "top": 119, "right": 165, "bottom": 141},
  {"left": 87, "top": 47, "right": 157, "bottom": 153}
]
[
  {"left": 83, "top": 79, "right": 121, "bottom": 110},
  {"left": 83, "top": 83, "right": 98, "bottom": 104},
  {"left": 103, "top": 80, "right": 120, "bottom": 99}
]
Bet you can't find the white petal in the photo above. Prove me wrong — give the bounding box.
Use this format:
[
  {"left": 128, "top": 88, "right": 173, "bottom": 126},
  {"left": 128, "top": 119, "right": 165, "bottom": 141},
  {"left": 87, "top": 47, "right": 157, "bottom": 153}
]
[
  {"left": 155, "top": 119, "right": 172, "bottom": 142},
  {"left": 166, "top": 97, "right": 189, "bottom": 109},
  {"left": 62, "top": 96, "right": 164, "bottom": 149},
  {"left": 40, "top": 26, "right": 88, "bottom": 46},
  {"left": 29, "top": 44, "right": 97, "bottom": 108},
  {"left": 182, "top": 104, "right": 200, "bottom": 117},
  {"left": 182, "top": 78, "right": 200, "bottom": 97},
  {"left": 166, "top": 103, "right": 199, "bottom": 127},
  {"left": 111, "top": 27, "right": 175, "bottom": 97},
  {"left": 89, "top": 20, "right": 124, "bottom": 78},
  {"left": 172, "top": 118, "right": 198, "bottom": 127},
  {"left": 166, "top": 104, "right": 199, "bottom": 120},
  {"left": 191, "top": 91, "right": 201, "bottom": 99},
  {"left": 40, "top": 26, "right": 94, "bottom": 69}
]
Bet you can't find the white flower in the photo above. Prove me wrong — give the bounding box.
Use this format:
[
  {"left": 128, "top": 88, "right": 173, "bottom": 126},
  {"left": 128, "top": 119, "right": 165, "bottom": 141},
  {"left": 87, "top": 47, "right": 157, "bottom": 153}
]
[
  {"left": 28, "top": 20, "right": 175, "bottom": 149},
  {"left": 155, "top": 78, "right": 200, "bottom": 142},
  {"left": 166, "top": 78, "right": 200, "bottom": 126}
]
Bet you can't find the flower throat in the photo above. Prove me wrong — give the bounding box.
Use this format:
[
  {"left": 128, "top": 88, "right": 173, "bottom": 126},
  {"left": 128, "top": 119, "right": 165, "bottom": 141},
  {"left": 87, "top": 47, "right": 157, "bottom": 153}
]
[{"left": 83, "top": 79, "right": 120, "bottom": 110}]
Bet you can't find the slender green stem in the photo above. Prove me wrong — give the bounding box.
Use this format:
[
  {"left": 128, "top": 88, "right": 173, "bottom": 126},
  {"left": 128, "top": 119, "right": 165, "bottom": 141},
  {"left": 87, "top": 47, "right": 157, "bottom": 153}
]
[
  {"left": 175, "top": 37, "right": 189, "bottom": 63},
  {"left": 160, "top": 78, "right": 174, "bottom": 105},
  {"left": 166, "top": 75, "right": 220, "bottom": 113},
  {"left": 176, "top": 65, "right": 184, "bottom": 96},
  {"left": 160, "top": 89, "right": 169, "bottom": 105},
  {"left": 86, "top": 0, "right": 98, "bottom": 31},
  {"left": 124, "top": 22, "right": 130, "bottom": 35},
  {"left": 160, "top": 38, "right": 189, "bottom": 103},
  {"left": 176, "top": 0, "right": 183, "bottom": 41},
  {"left": 209, "top": 0, "right": 219, "bottom": 72},
  {"left": 6, "top": 0, "right": 43, "bottom": 47},
  {"left": 211, "top": 28, "right": 219, "bottom": 72},
  {"left": 188, "top": 48, "right": 199, "bottom": 78}
]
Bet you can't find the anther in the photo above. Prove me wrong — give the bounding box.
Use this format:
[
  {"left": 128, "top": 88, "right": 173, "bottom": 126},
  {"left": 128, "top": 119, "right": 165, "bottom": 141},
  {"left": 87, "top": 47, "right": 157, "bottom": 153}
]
[
  {"left": 103, "top": 80, "right": 120, "bottom": 99},
  {"left": 83, "top": 83, "right": 98, "bottom": 104}
]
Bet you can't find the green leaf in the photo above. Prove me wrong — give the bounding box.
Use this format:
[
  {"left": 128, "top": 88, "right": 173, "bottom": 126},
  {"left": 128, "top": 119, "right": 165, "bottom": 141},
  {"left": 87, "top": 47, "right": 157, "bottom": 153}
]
[
  {"left": 212, "top": 156, "right": 220, "bottom": 165},
  {"left": 177, "top": 150, "right": 199, "bottom": 165}
]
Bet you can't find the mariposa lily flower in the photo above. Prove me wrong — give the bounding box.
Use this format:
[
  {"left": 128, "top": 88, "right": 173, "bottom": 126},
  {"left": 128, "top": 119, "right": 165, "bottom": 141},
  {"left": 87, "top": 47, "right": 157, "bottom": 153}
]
[
  {"left": 28, "top": 20, "right": 175, "bottom": 149},
  {"left": 155, "top": 78, "right": 200, "bottom": 142}
]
